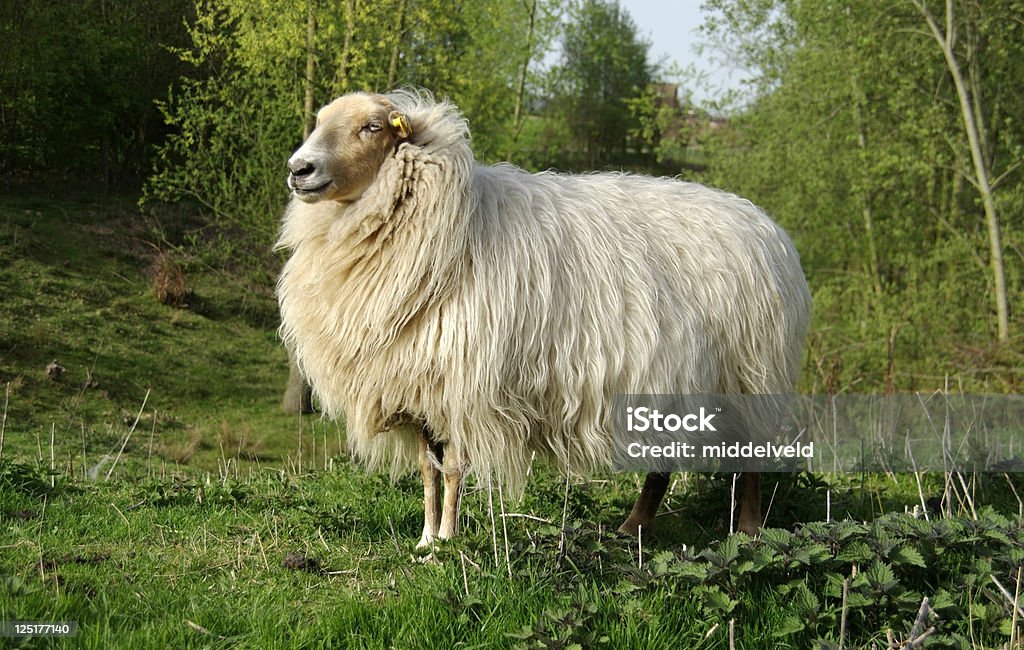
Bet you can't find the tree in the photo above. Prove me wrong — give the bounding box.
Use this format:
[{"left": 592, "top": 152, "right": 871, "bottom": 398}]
[
  {"left": 144, "top": 0, "right": 309, "bottom": 256},
  {"left": 697, "top": 0, "right": 1022, "bottom": 389},
  {"left": 145, "top": 0, "right": 545, "bottom": 258},
  {"left": 547, "top": 0, "right": 654, "bottom": 170},
  {"left": 0, "top": 0, "right": 194, "bottom": 189},
  {"left": 908, "top": 0, "right": 1013, "bottom": 342}
]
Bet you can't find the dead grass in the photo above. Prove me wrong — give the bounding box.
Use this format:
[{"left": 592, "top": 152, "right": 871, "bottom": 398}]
[{"left": 152, "top": 249, "right": 190, "bottom": 307}]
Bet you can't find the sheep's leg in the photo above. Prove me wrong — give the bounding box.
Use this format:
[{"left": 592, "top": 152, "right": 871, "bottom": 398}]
[
  {"left": 280, "top": 354, "right": 313, "bottom": 414},
  {"left": 736, "top": 472, "right": 762, "bottom": 536},
  {"left": 416, "top": 433, "right": 443, "bottom": 549},
  {"left": 618, "top": 472, "right": 670, "bottom": 536},
  {"left": 437, "top": 447, "right": 463, "bottom": 541}
]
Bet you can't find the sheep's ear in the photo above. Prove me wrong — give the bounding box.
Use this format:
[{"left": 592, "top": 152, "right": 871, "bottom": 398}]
[{"left": 388, "top": 111, "right": 412, "bottom": 139}]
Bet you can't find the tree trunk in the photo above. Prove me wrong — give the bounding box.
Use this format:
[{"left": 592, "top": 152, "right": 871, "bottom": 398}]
[
  {"left": 386, "top": 0, "right": 408, "bottom": 89},
  {"left": 302, "top": 0, "right": 316, "bottom": 140},
  {"left": 507, "top": 0, "right": 538, "bottom": 157},
  {"left": 334, "top": 0, "right": 356, "bottom": 95},
  {"left": 851, "top": 73, "right": 882, "bottom": 297},
  {"left": 911, "top": 0, "right": 1009, "bottom": 342}
]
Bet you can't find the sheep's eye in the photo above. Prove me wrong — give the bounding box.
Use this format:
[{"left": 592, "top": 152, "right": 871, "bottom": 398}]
[{"left": 363, "top": 122, "right": 383, "bottom": 134}]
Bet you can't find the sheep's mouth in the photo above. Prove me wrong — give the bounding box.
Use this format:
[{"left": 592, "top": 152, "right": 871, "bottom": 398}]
[{"left": 288, "top": 175, "right": 333, "bottom": 202}]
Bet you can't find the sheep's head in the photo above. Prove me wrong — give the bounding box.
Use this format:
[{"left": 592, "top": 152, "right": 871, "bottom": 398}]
[{"left": 287, "top": 93, "right": 412, "bottom": 204}]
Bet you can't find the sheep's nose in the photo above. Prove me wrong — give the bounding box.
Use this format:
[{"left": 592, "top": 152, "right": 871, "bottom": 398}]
[{"left": 288, "top": 157, "right": 316, "bottom": 177}]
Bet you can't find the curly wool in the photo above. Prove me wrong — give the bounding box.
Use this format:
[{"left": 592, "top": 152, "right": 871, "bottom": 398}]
[{"left": 277, "top": 89, "right": 811, "bottom": 492}]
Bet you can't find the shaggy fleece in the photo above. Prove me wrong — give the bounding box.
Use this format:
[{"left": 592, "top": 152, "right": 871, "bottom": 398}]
[{"left": 277, "top": 90, "right": 811, "bottom": 491}]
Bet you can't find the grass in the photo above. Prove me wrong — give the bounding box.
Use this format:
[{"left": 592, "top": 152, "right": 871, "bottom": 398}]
[
  {"left": 2, "top": 460, "right": 1023, "bottom": 648},
  {"left": 1, "top": 193, "right": 1023, "bottom": 648},
  {"left": 0, "top": 191, "right": 297, "bottom": 477}
]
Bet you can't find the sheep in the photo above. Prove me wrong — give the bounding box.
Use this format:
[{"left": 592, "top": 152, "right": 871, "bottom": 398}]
[{"left": 276, "top": 89, "right": 811, "bottom": 547}]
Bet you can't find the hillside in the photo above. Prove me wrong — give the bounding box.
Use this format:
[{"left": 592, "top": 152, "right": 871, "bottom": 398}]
[{"left": 0, "top": 192, "right": 304, "bottom": 476}]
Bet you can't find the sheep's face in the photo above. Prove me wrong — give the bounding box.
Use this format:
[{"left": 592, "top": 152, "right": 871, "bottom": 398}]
[{"left": 287, "top": 93, "right": 410, "bottom": 204}]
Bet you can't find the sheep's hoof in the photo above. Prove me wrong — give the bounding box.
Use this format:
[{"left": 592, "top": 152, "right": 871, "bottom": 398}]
[
  {"left": 616, "top": 517, "right": 652, "bottom": 538},
  {"left": 415, "top": 552, "right": 441, "bottom": 565},
  {"left": 736, "top": 520, "right": 760, "bottom": 537},
  {"left": 415, "top": 536, "right": 435, "bottom": 552},
  {"left": 415, "top": 534, "right": 452, "bottom": 553}
]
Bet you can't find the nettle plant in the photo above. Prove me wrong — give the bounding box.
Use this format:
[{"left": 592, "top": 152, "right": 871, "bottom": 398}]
[
  {"left": 479, "top": 508, "right": 1023, "bottom": 648},
  {"left": 652, "top": 511, "right": 1023, "bottom": 646}
]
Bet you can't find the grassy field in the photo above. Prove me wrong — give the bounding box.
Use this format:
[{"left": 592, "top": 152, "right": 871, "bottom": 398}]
[{"left": 1, "top": 194, "right": 1023, "bottom": 648}]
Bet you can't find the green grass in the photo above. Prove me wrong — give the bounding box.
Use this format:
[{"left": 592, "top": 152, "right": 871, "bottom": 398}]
[
  {"left": 0, "top": 192, "right": 298, "bottom": 477},
  {"left": 2, "top": 462, "right": 1023, "bottom": 648},
  {"left": 0, "top": 463, "right": 704, "bottom": 648},
  {"left": 1, "top": 194, "right": 1023, "bottom": 648}
]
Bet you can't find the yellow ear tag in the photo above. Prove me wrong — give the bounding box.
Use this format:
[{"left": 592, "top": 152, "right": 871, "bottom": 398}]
[{"left": 388, "top": 111, "right": 412, "bottom": 139}]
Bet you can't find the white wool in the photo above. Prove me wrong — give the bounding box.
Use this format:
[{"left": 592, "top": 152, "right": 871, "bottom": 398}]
[{"left": 277, "top": 89, "right": 811, "bottom": 491}]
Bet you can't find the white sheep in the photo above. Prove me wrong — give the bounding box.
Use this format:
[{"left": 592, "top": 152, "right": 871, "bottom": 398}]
[{"left": 276, "top": 89, "right": 811, "bottom": 547}]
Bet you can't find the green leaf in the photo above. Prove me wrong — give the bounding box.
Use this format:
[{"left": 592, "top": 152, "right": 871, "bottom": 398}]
[
  {"left": 800, "top": 521, "right": 830, "bottom": 539},
  {"left": 864, "top": 561, "right": 899, "bottom": 593},
  {"left": 823, "top": 573, "right": 846, "bottom": 599},
  {"left": 837, "top": 541, "right": 874, "bottom": 563},
  {"left": 981, "top": 527, "right": 1011, "bottom": 545},
  {"left": 749, "top": 546, "right": 782, "bottom": 572},
  {"left": 891, "top": 545, "right": 926, "bottom": 568},
  {"left": 675, "top": 561, "right": 709, "bottom": 582},
  {"left": 834, "top": 520, "right": 870, "bottom": 540},
  {"left": 732, "top": 559, "right": 756, "bottom": 576},
  {"left": 773, "top": 614, "right": 806, "bottom": 637},
  {"left": 697, "top": 586, "right": 739, "bottom": 615},
  {"left": 791, "top": 583, "right": 821, "bottom": 617},
  {"left": 998, "top": 618, "right": 1016, "bottom": 637},
  {"left": 844, "top": 591, "right": 873, "bottom": 609},
  {"left": 928, "top": 590, "right": 958, "bottom": 615},
  {"left": 791, "top": 542, "right": 832, "bottom": 567},
  {"left": 760, "top": 527, "right": 794, "bottom": 549}
]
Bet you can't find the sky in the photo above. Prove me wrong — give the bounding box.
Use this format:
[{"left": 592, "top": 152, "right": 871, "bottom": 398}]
[{"left": 617, "top": 0, "right": 746, "bottom": 105}]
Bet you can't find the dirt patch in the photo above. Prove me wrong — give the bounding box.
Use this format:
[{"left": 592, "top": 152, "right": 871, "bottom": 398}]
[{"left": 282, "top": 552, "right": 322, "bottom": 574}]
